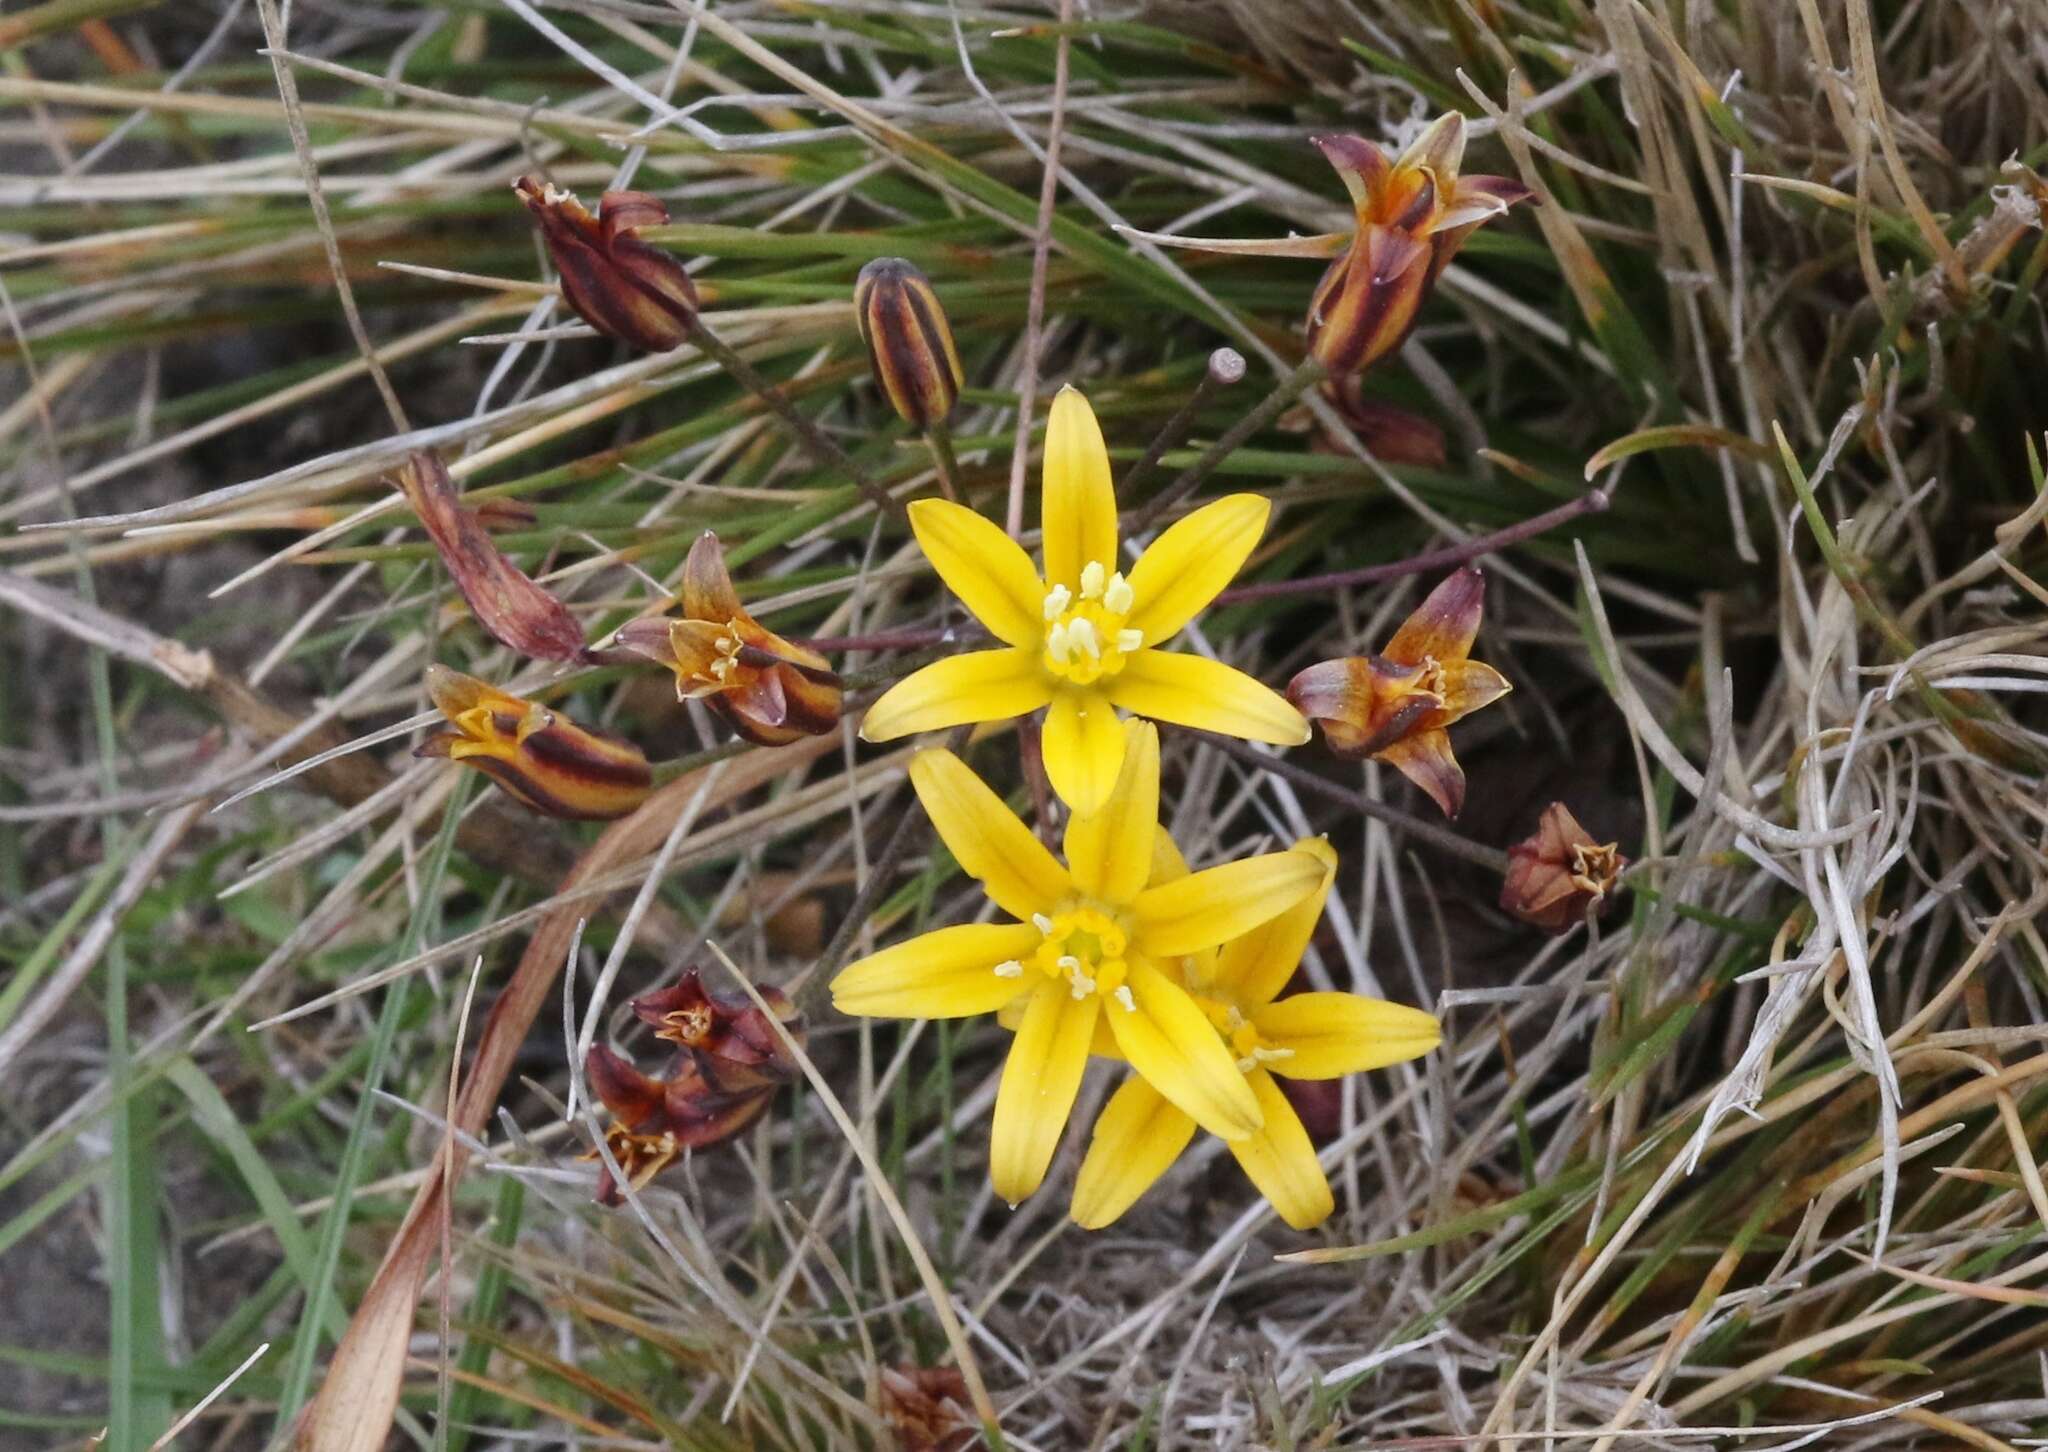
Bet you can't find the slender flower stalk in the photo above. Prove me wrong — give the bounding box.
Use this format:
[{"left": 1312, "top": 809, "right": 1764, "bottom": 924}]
[
  {"left": 861, "top": 385, "right": 1308, "bottom": 814},
  {"left": 414, "top": 665, "right": 652, "bottom": 821},
  {"left": 1070, "top": 837, "right": 1439, "bottom": 1230},
  {"left": 830, "top": 720, "right": 1329, "bottom": 1205},
  {"left": 614, "top": 532, "right": 842, "bottom": 746},
  {"left": 1287, "top": 566, "right": 1511, "bottom": 819}
]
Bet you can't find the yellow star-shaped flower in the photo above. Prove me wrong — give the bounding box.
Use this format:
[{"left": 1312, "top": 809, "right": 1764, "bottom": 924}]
[
  {"left": 860, "top": 385, "right": 1309, "bottom": 814},
  {"left": 1070, "top": 836, "right": 1441, "bottom": 1231},
  {"left": 830, "top": 720, "right": 1328, "bottom": 1206}
]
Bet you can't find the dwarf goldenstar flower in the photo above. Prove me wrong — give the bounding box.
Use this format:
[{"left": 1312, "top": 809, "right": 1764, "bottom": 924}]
[
  {"left": 830, "top": 720, "right": 1329, "bottom": 1205},
  {"left": 859, "top": 385, "right": 1309, "bottom": 814},
  {"left": 1069, "top": 836, "right": 1440, "bottom": 1231}
]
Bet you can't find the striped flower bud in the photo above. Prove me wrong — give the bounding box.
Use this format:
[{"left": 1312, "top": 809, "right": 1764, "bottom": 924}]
[
  {"left": 514, "top": 176, "right": 698, "bottom": 353},
  {"left": 613, "top": 532, "right": 841, "bottom": 747},
  {"left": 414, "top": 665, "right": 653, "bottom": 821},
  {"left": 854, "top": 257, "right": 964, "bottom": 430}
]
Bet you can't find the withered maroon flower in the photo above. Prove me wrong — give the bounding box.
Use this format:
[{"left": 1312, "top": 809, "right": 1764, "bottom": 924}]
[
  {"left": 394, "top": 452, "right": 586, "bottom": 663},
  {"left": 854, "top": 257, "right": 964, "bottom": 431},
  {"left": 613, "top": 531, "right": 842, "bottom": 746},
  {"left": 1286, "top": 566, "right": 1511, "bottom": 819},
  {"left": 584, "top": 972, "right": 804, "bottom": 1204},
  {"left": 1501, "top": 802, "right": 1626, "bottom": 933},
  {"left": 582, "top": 1047, "right": 769, "bottom": 1205},
  {"left": 879, "top": 1365, "right": 977, "bottom": 1452},
  {"left": 514, "top": 176, "right": 698, "bottom": 353},
  {"left": 630, "top": 970, "right": 799, "bottom": 1073},
  {"left": 1317, "top": 376, "right": 1447, "bottom": 469},
  {"left": 415, "top": 665, "right": 652, "bottom": 821}
]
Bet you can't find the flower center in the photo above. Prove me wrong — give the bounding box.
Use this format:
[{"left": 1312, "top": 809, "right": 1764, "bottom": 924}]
[
  {"left": 1041, "top": 560, "right": 1143, "bottom": 686},
  {"left": 685, "top": 620, "right": 752, "bottom": 693},
  {"left": 658, "top": 1005, "right": 715, "bottom": 1047},
  {"left": 994, "top": 904, "right": 1139, "bottom": 1010},
  {"left": 1196, "top": 995, "right": 1295, "bottom": 1075}
]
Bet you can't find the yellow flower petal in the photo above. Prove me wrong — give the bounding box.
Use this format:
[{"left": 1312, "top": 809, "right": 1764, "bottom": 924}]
[
  {"left": 1042, "top": 689, "right": 1125, "bottom": 816},
  {"left": 1104, "top": 960, "right": 1262, "bottom": 1139},
  {"left": 1063, "top": 719, "right": 1158, "bottom": 906},
  {"left": 1070, "top": 1076, "right": 1195, "bottom": 1230},
  {"left": 1123, "top": 494, "right": 1269, "bottom": 644},
  {"left": 1226, "top": 1069, "right": 1334, "bottom": 1230},
  {"left": 908, "top": 747, "right": 1070, "bottom": 920},
  {"left": 1149, "top": 825, "right": 1191, "bottom": 886},
  {"left": 1000, "top": 995, "right": 1123, "bottom": 1058},
  {"left": 1109, "top": 650, "right": 1309, "bottom": 746},
  {"left": 990, "top": 981, "right": 1100, "bottom": 1205},
  {"left": 1251, "top": 993, "right": 1441, "bottom": 1078},
  {"left": 908, "top": 498, "right": 1046, "bottom": 649},
  {"left": 1131, "top": 848, "right": 1327, "bottom": 959},
  {"left": 1040, "top": 386, "right": 1117, "bottom": 591},
  {"left": 1214, "top": 837, "right": 1337, "bottom": 1008},
  {"left": 831, "top": 922, "right": 1045, "bottom": 1018},
  {"left": 860, "top": 648, "right": 1051, "bottom": 742}
]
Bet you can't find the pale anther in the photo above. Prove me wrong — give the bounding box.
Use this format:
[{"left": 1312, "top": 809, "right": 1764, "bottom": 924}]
[
  {"left": 1103, "top": 572, "right": 1133, "bottom": 614},
  {"left": 1067, "top": 618, "right": 1101, "bottom": 660},
  {"left": 1070, "top": 973, "right": 1096, "bottom": 999},
  {"left": 1032, "top": 913, "right": 1054, "bottom": 935},
  {"left": 1042, "top": 584, "right": 1072, "bottom": 620},
  {"left": 1114, "top": 986, "right": 1136, "bottom": 1013},
  {"left": 1046, "top": 622, "right": 1072, "bottom": 663},
  {"left": 993, "top": 959, "right": 1024, "bottom": 978},
  {"left": 1079, "top": 561, "right": 1107, "bottom": 600},
  {"left": 1057, "top": 954, "right": 1081, "bottom": 973},
  {"left": 1116, "top": 628, "right": 1143, "bottom": 654}
]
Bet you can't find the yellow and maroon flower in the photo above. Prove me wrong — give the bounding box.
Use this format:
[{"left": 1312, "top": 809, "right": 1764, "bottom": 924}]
[
  {"left": 514, "top": 176, "right": 698, "bottom": 353},
  {"left": 1285, "top": 566, "right": 1510, "bottom": 819},
  {"left": 414, "top": 665, "right": 652, "bottom": 821},
  {"left": 1501, "top": 802, "right": 1626, "bottom": 933},
  {"left": 613, "top": 531, "right": 842, "bottom": 746},
  {"left": 1306, "top": 115, "right": 1533, "bottom": 375},
  {"left": 854, "top": 257, "right": 964, "bottom": 431}
]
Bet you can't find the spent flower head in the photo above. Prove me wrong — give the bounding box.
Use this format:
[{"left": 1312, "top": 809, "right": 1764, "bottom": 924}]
[
  {"left": 1070, "top": 836, "right": 1439, "bottom": 1230},
  {"left": 415, "top": 665, "right": 651, "bottom": 821},
  {"left": 1501, "top": 802, "right": 1627, "bottom": 933},
  {"left": 614, "top": 532, "right": 841, "bottom": 746},
  {"left": 1286, "top": 566, "right": 1510, "bottom": 819},
  {"left": 831, "top": 719, "right": 1329, "bottom": 1205},
  {"left": 514, "top": 176, "right": 698, "bottom": 353},
  {"left": 861, "top": 385, "right": 1307, "bottom": 814}
]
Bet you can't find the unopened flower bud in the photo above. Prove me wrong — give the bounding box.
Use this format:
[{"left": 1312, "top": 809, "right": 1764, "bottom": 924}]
[
  {"left": 1500, "top": 802, "right": 1625, "bottom": 933},
  {"left": 879, "top": 1365, "right": 977, "bottom": 1452},
  {"left": 613, "top": 532, "right": 841, "bottom": 746},
  {"left": 414, "top": 665, "right": 652, "bottom": 821},
  {"left": 854, "top": 257, "right": 964, "bottom": 430},
  {"left": 514, "top": 176, "right": 698, "bottom": 353}
]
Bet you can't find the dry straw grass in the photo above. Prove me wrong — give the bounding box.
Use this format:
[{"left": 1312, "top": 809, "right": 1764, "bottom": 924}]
[{"left": 3, "top": 0, "right": 2048, "bottom": 1448}]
